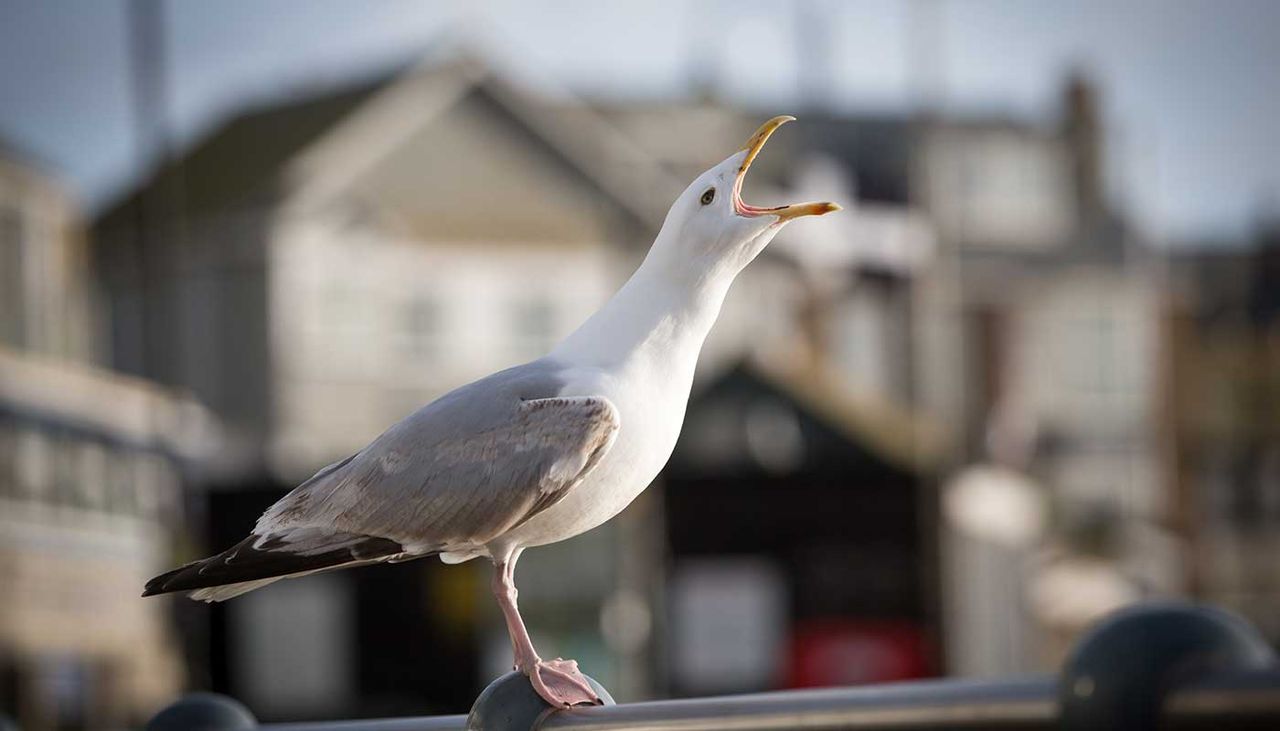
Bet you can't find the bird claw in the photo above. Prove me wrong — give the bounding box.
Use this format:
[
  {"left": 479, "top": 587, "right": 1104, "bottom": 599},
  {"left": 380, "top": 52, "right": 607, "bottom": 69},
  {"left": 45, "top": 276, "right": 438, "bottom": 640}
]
[{"left": 526, "top": 658, "right": 602, "bottom": 707}]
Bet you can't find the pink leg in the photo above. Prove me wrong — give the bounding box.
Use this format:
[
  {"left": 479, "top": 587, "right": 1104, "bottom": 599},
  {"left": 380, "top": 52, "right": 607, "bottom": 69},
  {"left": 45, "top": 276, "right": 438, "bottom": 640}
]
[{"left": 491, "top": 556, "right": 602, "bottom": 707}]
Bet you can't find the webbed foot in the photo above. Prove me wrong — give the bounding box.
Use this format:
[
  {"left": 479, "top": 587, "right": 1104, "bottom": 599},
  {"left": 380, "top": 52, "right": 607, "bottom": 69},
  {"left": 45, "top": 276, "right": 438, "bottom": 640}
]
[{"left": 525, "top": 657, "right": 602, "bottom": 707}]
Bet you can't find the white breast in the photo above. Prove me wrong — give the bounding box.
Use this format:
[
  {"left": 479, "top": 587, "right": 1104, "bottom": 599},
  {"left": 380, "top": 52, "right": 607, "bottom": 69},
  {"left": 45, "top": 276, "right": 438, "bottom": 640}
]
[{"left": 498, "top": 362, "right": 691, "bottom": 549}]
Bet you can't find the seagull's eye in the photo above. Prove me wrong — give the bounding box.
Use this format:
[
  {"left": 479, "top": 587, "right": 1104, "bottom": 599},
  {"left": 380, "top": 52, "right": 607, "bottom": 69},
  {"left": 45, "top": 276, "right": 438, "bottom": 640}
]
[{"left": 700, "top": 187, "right": 716, "bottom": 206}]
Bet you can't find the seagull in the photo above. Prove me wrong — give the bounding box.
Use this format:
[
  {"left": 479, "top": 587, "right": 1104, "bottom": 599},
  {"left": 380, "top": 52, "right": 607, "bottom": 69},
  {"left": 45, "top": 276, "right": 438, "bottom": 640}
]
[{"left": 144, "top": 116, "right": 839, "bottom": 707}]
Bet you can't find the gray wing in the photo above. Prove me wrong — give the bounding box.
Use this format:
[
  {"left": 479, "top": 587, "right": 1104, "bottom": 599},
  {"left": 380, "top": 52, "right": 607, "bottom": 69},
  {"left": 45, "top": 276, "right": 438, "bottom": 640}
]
[{"left": 255, "top": 361, "right": 620, "bottom": 553}]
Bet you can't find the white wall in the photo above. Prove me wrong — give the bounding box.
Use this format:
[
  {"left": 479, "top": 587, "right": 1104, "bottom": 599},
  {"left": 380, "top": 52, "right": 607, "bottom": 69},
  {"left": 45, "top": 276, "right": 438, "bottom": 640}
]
[
  {"left": 924, "top": 128, "right": 1074, "bottom": 250},
  {"left": 0, "top": 156, "right": 91, "bottom": 360},
  {"left": 267, "top": 212, "right": 620, "bottom": 478},
  {"left": 1010, "top": 273, "right": 1157, "bottom": 438}
]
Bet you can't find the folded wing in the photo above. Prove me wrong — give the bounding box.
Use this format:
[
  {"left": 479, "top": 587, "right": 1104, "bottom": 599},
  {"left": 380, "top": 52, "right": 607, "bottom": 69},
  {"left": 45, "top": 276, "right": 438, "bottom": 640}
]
[{"left": 144, "top": 363, "right": 620, "bottom": 601}]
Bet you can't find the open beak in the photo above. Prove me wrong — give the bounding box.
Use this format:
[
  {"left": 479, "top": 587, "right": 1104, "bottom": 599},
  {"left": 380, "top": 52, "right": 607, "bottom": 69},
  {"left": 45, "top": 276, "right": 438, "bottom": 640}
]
[{"left": 733, "top": 115, "right": 841, "bottom": 221}]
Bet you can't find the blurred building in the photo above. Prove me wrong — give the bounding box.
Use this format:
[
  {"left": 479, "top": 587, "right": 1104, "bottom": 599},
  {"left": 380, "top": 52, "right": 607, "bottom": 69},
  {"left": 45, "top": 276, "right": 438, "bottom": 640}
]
[
  {"left": 1169, "top": 221, "right": 1280, "bottom": 643},
  {"left": 795, "top": 78, "right": 1174, "bottom": 675},
  {"left": 910, "top": 79, "right": 1175, "bottom": 673},
  {"left": 0, "top": 142, "right": 216, "bottom": 730}
]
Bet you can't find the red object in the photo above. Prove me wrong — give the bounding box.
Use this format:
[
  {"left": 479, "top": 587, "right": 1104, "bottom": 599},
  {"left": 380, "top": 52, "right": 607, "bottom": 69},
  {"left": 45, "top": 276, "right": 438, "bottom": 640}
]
[{"left": 785, "top": 619, "right": 933, "bottom": 688}]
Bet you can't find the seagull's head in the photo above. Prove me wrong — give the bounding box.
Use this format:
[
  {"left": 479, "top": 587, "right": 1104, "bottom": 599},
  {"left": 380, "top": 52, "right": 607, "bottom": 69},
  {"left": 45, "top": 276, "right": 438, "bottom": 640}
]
[{"left": 652, "top": 115, "right": 840, "bottom": 278}]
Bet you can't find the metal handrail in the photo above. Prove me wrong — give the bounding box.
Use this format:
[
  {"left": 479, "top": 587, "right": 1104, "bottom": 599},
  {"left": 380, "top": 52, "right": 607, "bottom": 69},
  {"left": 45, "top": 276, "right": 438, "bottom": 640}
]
[
  {"left": 262, "top": 668, "right": 1280, "bottom": 731},
  {"left": 147, "top": 604, "right": 1280, "bottom": 731}
]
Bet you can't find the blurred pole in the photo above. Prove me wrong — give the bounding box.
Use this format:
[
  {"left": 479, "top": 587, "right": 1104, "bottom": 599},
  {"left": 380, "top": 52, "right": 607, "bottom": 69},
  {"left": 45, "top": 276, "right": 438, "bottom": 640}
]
[
  {"left": 129, "top": 0, "right": 209, "bottom": 695},
  {"left": 906, "top": 0, "right": 960, "bottom": 676},
  {"left": 685, "top": 0, "right": 722, "bottom": 101},
  {"left": 907, "top": 0, "right": 946, "bottom": 114},
  {"left": 127, "top": 0, "right": 165, "bottom": 383},
  {"left": 128, "top": 0, "right": 167, "bottom": 163},
  {"left": 129, "top": 0, "right": 191, "bottom": 386},
  {"left": 795, "top": 0, "right": 833, "bottom": 112}
]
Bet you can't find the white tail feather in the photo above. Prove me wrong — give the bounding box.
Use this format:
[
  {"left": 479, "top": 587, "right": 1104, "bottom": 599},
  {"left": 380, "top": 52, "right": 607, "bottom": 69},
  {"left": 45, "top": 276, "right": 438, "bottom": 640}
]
[{"left": 189, "top": 577, "right": 282, "bottom": 602}]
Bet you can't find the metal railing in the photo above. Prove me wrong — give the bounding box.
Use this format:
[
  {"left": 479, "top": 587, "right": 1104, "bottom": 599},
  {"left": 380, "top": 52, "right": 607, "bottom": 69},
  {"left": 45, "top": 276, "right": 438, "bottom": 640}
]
[
  {"left": 259, "top": 669, "right": 1280, "bottom": 731},
  {"left": 147, "top": 603, "right": 1280, "bottom": 731}
]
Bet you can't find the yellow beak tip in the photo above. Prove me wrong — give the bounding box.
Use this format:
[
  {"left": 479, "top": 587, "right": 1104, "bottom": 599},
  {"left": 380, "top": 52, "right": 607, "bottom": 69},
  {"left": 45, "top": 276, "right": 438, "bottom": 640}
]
[{"left": 769, "top": 201, "right": 842, "bottom": 221}]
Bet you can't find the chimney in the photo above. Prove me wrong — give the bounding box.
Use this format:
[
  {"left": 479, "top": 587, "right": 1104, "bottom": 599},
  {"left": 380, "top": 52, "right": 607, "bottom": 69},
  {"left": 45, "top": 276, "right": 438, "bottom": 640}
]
[{"left": 1062, "top": 73, "right": 1104, "bottom": 223}]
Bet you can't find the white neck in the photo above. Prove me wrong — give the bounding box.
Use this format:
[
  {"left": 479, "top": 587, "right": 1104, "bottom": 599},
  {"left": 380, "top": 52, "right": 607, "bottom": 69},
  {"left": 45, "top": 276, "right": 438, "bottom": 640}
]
[{"left": 551, "top": 237, "right": 737, "bottom": 373}]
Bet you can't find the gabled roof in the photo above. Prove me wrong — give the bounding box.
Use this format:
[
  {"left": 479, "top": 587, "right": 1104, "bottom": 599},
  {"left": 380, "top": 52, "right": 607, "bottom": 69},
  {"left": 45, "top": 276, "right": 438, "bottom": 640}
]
[
  {"left": 0, "top": 131, "right": 77, "bottom": 204},
  {"left": 0, "top": 132, "right": 53, "bottom": 172},
  {"left": 674, "top": 358, "right": 945, "bottom": 477},
  {"left": 95, "top": 73, "right": 387, "bottom": 231},
  {"left": 95, "top": 54, "right": 685, "bottom": 237}
]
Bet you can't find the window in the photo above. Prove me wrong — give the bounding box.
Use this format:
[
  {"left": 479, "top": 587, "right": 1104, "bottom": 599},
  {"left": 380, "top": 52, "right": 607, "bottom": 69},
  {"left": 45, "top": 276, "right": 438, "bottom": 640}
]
[
  {"left": 0, "top": 205, "right": 25, "bottom": 348},
  {"left": 134, "top": 454, "right": 163, "bottom": 519},
  {"left": 401, "top": 296, "right": 442, "bottom": 360},
  {"left": 510, "top": 296, "right": 557, "bottom": 359},
  {"left": 835, "top": 293, "right": 891, "bottom": 398},
  {"left": 1065, "top": 313, "right": 1119, "bottom": 395},
  {"left": 323, "top": 283, "right": 367, "bottom": 335},
  {"left": 0, "top": 417, "right": 14, "bottom": 497},
  {"left": 78, "top": 441, "right": 107, "bottom": 510},
  {"left": 52, "top": 432, "right": 80, "bottom": 507},
  {"left": 106, "top": 450, "right": 137, "bottom": 515},
  {"left": 15, "top": 427, "right": 51, "bottom": 500},
  {"left": 312, "top": 280, "right": 376, "bottom": 374}
]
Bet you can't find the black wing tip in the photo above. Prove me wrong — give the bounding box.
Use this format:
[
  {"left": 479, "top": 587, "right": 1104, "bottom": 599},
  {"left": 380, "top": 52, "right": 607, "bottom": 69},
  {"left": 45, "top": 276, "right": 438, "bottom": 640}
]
[
  {"left": 141, "top": 533, "right": 407, "bottom": 599},
  {"left": 142, "top": 561, "right": 198, "bottom": 597}
]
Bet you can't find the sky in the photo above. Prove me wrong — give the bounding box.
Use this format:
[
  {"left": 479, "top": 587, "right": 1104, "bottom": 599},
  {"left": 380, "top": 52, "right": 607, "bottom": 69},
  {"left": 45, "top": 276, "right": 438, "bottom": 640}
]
[{"left": 0, "top": 0, "right": 1277, "bottom": 244}]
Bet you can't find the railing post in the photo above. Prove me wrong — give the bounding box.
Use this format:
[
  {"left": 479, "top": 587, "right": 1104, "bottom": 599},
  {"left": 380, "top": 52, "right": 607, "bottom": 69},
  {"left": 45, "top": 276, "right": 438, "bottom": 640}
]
[
  {"left": 1059, "top": 602, "right": 1276, "bottom": 731},
  {"left": 146, "top": 691, "right": 258, "bottom": 730},
  {"left": 467, "top": 671, "right": 614, "bottom": 731}
]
